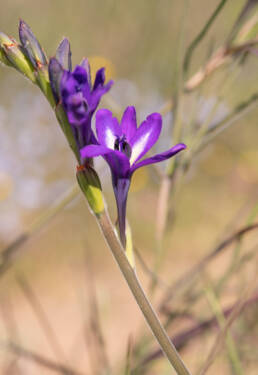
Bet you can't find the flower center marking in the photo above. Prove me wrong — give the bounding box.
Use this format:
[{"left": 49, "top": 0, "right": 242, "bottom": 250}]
[{"left": 114, "top": 135, "right": 132, "bottom": 159}]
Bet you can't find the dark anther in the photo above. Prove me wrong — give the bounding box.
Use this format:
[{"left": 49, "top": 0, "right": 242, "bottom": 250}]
[
  {"left": 122, "top": 141, "right": 132, "bottom": 158},
  {"left": 114, "top": 138, "right": 120, "bottom": 150}
]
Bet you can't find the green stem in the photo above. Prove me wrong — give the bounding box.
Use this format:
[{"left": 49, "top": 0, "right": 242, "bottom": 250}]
[
  {"left": 183, "top": 0, "right": 229, "bottom": 74},
  {"left": 96, "top": 209, "right": 192, "bottom": 375}
]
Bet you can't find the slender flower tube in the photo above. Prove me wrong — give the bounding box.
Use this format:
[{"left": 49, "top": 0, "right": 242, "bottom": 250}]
[{"left": 80, "top": 106, "right": 186, "bottom": 247}]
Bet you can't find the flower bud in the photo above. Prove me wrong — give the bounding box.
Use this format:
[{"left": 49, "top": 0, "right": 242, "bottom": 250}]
[
  {"left": 0, "top": 47, "right": 12, "bottom": 66},
  {"left": 19, "top": 20, "right": 47, "bottom": 68},
  {"left": 49, "top": 58, "right": 64, "bottom": 103},
  {"left": 0, "top": 32, "right": 36, "bottom": 82},
  {"left": 56, "top": 38, "right": 72, "bottom": 71},
  {"left": 18, "top": 20, "right": 55, "bottom": 104},
  {"left": 76, "top": 166, "right": 105, "bottom": 215}
]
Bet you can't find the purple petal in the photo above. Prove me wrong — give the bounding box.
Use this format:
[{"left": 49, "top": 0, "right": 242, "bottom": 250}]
[
  {"left": 80, "top": 144, "right": 111, "bottom": 158},
  {"left": 48, "top": 58, "right": 63, "bottom": 103},
  {"left": 95, "top": 109, "right": 122, "bottom": 148},
  {"left": 89, "top": 80, "right": 114, "bottom": 111},
  {"left": 80, "top": 144, "right": 130, "bottom": 178},
  {"left": 130, "top": 113, "right": 162, "bottom": 165},
  {"left": 60, "top": 71, "right": 78, "bottom": 100},
  {"left": 66, "top": 92, "right": 88, "bottom": 125},
  {"left": 131, "top": 143, "right": 186, "bottom": 173},
  {"left": 121, "top": 106, "right": 137, "bottom": 143},
  {"left": 80, "top": 58, "right": 92, "bottom": 88},
  {"left": 93, "top": 67, "right": 105, "bottom": 90},
  {"left": 73, "top": 65, "right": 88, "bottom": 85},
  {"left": 105, "top": 150, "right": 131, "bottom": 179}
]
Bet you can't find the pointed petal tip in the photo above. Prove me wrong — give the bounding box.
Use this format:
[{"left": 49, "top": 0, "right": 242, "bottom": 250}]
[
  {"left": 56, "top": 37, "right": 72, "bottom": 70},
  {"left": 19, "top": 19, "right": 26, "bottom": 28},
  {"left": 177, "top": 142, "right": 187, "bottom": 150},
  {"left": 60, "top": 37, "right": 70, "bottom": 44},
  {"left": 124, "top": 105, "right": 136, "bottom": 113},
  {"left": 19, "top": 19, "right": 32, "bottom": 35},
  {"left": 96, "top": 108, "right": 113, "bottom": 118},
  {"left": 146, "top": 112, "right": 162, "bottom": 121},
  {"left": 106, "top": 79, "right": 114, "bottom": 89},
  {"left": 57, "top": 37, "right": 71, "bottom": 52}
]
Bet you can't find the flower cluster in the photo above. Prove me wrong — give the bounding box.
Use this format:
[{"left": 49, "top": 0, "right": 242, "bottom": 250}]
[{"left": 0, "top": 20, "right": 186, "bottom": 248}]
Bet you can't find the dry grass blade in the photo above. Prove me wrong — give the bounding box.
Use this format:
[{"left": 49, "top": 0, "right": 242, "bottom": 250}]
[
  {"left": 0, "top": 295, "right": 20, "bottom": 344},
  {"left": 185, "top": 39, "right": 258, "bottom": 92},
  {"left": 198, "top": 274, "right": 258, "bottom": 375},
  {"left": 136, "top": 291, "right": 258, "bottom": 369},
  {"left": 183, "top": 0, "right": 229, "bottom": 74},
  {"left": 83, "top": 257, "right": 110, "bottom": 375},
  {"left": 134, "top": 247, "right": 168, "bottom": 290},
  {"left": 203, "top": 281, "right": 244, "bottom": 375},
  {"left": 124, "top": 335, "right": 133, "bottom": 375},
  {"left": 4, "top": 357, "right": 22, "bottom": 374},
  {"left": 0, "top": 296, "right": 23, "bottom": 374},
  {"left": 227, "top": 0, "right": 258, "bottom": 44},
  {"left": 16, "top": 274, "right": 67, "bottom": 364},
  {"left": 0, "top": 185, "right": 79, "bottom": 278},
  {"left": 160, "top": 223, "right": 258, "bottom": 309},
  {"left": 1, "top": 341, "right": 86, "bottom": 375}
]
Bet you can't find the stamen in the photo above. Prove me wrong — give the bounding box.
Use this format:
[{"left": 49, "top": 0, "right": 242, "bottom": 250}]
[
  {"left": 122, "top": 141, "right": 132, "bottom": 158},
  {"left": 114, "top": 138, "right": 120, "bottom": 150},
  {"left": 113, "top": 136, "right": 132, "bottom": 158}
]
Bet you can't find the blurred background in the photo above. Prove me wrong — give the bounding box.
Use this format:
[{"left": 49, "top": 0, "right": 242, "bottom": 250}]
[{"left": 0, "top": 0, "right": 258, "bottom": 374}]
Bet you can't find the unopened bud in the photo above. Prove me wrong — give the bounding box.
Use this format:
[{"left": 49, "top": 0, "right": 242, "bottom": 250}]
[
  {"left": 56, "top": 38, "right": 72, "bottom": 71},
  {"left": 19, "top": 20, "right": 47, "bottom": 68},
  {"left": 49, "top": 58, "right": 64, "bottom": 103},
  {"left": 0, "top": 47, "right": 12, "bottom": 66},
  {"left": 76, "top": 166, "right": 105, "bottom": 215},
  {"left": 0, "top": 32, "right": 36, "bottom": 82}
]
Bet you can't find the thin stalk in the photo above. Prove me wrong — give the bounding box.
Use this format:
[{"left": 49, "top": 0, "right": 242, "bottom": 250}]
[
  {"left": 160, "top": 223, "right": 258, "bottom": 309},
  {"left": 171, "top": 0, "right": 190, "bottom": 147},
  {"left": 198, "top": 274, "right": 258, "bottom": 375},
  {"left": 187, "top": 59, "right": 242, "bottom": 156},
  {"left": 203, "top": 283, "right": 244, "bottom": 375},
  {"left": 196, "top": 90, "right": 258, "bottom": 155},
  {"left": 96, "top": 209, "right": 191, "bottom": 375},
  {"left": 150, "top": 0, "right": 189, "bottom": 293},
  {"left": 183, "top": 0, "right": 229, "bottom": 74}
]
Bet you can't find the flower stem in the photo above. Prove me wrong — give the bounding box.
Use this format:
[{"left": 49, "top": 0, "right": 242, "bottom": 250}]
[{"left": 96, "top": 209, "right": 192, "bottom": 375}]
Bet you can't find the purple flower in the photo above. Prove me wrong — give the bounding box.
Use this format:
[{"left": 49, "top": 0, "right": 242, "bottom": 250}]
[
  {"left": 60, "top": 59, "right": 113, "bottom": 150},
  {"left": 80, "top": 106, "right": 186, "bottom": 247}
]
